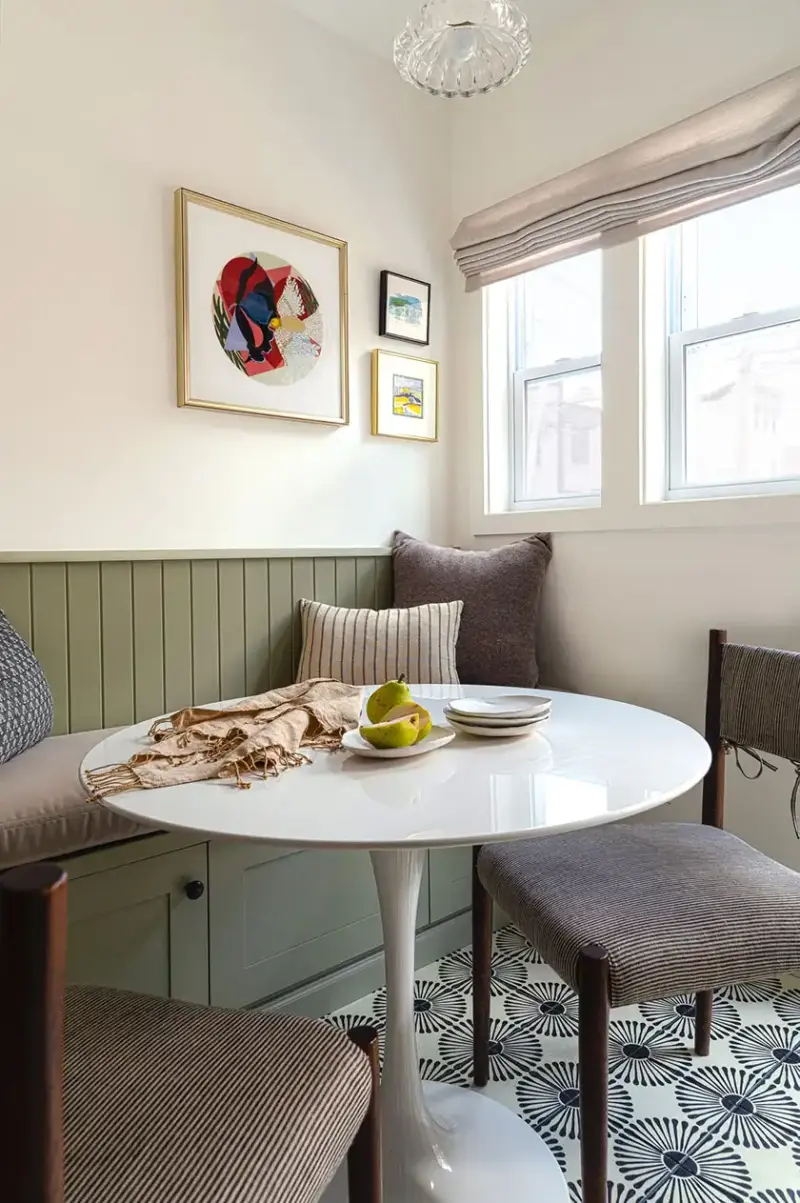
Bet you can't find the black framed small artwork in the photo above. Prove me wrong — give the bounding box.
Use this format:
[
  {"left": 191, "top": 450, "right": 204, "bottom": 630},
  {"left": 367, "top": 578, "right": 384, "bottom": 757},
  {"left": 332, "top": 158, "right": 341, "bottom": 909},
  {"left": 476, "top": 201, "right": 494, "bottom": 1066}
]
[{"left": 379, "top": 271, "right": 431, "bottom": 345}]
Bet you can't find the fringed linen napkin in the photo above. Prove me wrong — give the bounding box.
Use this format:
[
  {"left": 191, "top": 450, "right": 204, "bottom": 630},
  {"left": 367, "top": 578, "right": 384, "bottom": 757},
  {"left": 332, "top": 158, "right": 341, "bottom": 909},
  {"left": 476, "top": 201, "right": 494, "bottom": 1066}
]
[{"left": 86, "top": 679, "right": 361, "bottom": 797}]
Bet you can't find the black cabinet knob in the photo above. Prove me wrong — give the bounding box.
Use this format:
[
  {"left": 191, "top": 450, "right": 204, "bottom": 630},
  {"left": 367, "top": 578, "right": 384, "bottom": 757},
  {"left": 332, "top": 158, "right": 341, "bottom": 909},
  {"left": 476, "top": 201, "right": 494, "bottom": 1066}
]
[{"left": 184, "top": 880, "right": 205, "bottom": 901}]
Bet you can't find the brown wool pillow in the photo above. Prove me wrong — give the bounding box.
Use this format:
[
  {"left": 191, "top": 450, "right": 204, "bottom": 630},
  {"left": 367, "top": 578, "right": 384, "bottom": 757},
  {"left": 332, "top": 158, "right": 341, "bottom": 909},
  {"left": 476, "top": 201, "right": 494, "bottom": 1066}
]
[{"left": 391, "top": 532, "right": 552, "bottom": 687}]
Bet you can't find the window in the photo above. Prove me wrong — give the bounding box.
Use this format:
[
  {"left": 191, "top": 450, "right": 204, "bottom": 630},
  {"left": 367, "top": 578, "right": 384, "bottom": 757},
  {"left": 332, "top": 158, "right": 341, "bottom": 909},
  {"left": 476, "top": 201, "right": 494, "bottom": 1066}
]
[
  {"left": 481, "top": 183, "right": 800, "bottom": 536},
  {"left": 664, "top": 183, "right": 800, "bottom": 499},
  {"left": 486, "top": 251, "right": 602, "bottom": 510}
]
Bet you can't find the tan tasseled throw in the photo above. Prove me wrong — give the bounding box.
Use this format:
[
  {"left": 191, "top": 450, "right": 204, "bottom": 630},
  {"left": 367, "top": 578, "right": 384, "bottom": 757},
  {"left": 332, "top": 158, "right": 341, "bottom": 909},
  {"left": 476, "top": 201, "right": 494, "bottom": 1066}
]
[{"left": 86, "top": 679, "right": 362, "bottom": 797}]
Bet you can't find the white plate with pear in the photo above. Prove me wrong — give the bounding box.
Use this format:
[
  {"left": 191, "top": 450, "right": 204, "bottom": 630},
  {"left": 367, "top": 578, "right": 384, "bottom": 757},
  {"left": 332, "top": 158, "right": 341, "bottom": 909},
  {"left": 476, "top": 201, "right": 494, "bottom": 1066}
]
[
  {"left": 346, "top": 676, "right": 455, "bottom": 760},
  {"left": 342, "top": 724, "right": 456, "bottom": 760}
]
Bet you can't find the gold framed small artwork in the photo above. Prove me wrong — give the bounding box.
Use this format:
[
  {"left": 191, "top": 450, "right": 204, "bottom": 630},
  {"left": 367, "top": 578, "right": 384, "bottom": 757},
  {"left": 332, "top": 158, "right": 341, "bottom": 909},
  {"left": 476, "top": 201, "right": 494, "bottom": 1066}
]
[
  {"left": 175, "top": 188, "right": 349, "bottom": 424},
  {"left": 371, "top": 349, "right": 438, "bottom": 443}
]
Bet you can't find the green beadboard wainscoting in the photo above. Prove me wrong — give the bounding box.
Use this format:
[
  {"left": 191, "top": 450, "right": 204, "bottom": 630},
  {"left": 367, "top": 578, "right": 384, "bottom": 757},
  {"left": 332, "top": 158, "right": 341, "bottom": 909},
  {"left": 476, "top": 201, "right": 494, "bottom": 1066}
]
[
  {"left": 0, "top": 550, "right": 392, "bottom": 734},
  {"left": 0, "top": 548, "right": 482, "bottom": 1015}
]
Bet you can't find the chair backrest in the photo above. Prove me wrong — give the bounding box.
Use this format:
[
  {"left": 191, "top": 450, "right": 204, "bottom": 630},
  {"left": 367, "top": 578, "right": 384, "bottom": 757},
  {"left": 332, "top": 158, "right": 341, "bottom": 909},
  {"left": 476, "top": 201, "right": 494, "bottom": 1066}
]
[
  {"left": 0, "top": 863, "right": 68, "bottom": 1203},
  {"left": 703, "top": 628, "right": 800, "bottom": 828}
]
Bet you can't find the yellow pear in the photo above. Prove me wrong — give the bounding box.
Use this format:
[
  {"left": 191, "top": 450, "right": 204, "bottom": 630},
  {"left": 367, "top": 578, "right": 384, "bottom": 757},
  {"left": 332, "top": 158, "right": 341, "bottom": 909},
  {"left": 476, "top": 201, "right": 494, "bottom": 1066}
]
[
  {"left": 360, "top": 713, "right": 420, "bottom": 749},
  {"left": 366, "top": 675, "right": 412, "bottom": 724},
  {"left": 383, "top": 701, "right": 432, "bottom": 743}
]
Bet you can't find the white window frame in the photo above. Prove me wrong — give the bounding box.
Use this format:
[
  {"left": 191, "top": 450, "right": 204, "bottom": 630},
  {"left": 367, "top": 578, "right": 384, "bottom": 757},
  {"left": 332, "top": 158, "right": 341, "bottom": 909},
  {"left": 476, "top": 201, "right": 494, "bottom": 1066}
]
[
  {"left": 667, "top": 305, "right": 800, "bottom": 500},
  {"left": 511, "top": 355, "right": 601, "bottom": 510},
  {"left": 476, "top": 228, "right": 800, "bottom": 537}
]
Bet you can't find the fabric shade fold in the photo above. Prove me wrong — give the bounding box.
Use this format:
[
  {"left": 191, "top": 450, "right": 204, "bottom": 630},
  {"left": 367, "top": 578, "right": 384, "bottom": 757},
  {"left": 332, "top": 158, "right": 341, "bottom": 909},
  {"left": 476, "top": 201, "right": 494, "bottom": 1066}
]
[{"left": 452, "top": 66, "right": 800, "bottom": 290}]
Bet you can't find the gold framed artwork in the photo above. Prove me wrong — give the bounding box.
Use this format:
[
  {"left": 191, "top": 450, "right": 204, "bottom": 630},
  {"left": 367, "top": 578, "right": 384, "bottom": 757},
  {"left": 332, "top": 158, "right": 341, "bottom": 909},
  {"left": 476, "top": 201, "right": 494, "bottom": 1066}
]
[
  {"left": 371, "top": 349, "right": 439, "bottom": 442},
  {"left": 175, "top": 188, "right": 349, "bottom": 424}
]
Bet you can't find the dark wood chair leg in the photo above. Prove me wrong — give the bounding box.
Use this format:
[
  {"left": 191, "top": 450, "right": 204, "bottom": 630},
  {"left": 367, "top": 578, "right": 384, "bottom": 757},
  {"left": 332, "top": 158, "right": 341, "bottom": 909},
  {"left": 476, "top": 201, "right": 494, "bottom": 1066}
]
[
  {"left": 695, "top": 990, "right": 713, "bottom": 1056},
  {"left": 0, "top": 863, "right": 68, "bottom": 1203},
  {"left": 472, "top": 846, "right": 493, "bottom": 1088},
  {"left": 347, "top": 1026, "right": 382, "bottom": 1203},
  {"left": 579, "top": 944, "right": 610, "bottom": 1203},
  {"left": 701, "top": 629, "right": 727, "bottom": 830}
]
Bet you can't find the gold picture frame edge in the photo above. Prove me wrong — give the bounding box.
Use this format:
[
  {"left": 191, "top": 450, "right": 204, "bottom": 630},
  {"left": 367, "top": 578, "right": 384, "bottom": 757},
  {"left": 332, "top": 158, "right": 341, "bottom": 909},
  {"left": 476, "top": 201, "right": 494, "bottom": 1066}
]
[
  {"left": 174, "top": 187, "right": 349, "bottom": 425},
  {"left": 371, "top": 348, "right": 439, "bottom": 443}
]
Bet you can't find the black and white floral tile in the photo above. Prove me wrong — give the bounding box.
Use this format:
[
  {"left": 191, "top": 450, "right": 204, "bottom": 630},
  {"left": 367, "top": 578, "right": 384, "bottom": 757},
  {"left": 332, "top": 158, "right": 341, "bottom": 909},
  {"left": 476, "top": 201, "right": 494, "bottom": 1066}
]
[{"left": 326, "top": 926, "right": 800, "bottom": 1202}]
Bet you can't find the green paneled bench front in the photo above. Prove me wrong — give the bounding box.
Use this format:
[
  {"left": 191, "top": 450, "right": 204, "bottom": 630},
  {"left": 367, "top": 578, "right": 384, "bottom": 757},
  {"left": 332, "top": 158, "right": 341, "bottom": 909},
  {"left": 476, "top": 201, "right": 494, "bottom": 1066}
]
[{"left": 0, "top": 551, "right": 475, "bottom": 1013}]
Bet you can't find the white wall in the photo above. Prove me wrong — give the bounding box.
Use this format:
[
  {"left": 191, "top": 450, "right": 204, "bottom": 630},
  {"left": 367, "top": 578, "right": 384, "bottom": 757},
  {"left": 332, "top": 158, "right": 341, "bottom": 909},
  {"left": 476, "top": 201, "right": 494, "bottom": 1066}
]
[
  {"left": 4, "top": 0, "right": 800, "bottom": 864},
  {"left": 451, "top": 0, "right": 800, "bottom": 869},
  {"left": 0, "top": 0, "right": 451, "bottom": 551}
]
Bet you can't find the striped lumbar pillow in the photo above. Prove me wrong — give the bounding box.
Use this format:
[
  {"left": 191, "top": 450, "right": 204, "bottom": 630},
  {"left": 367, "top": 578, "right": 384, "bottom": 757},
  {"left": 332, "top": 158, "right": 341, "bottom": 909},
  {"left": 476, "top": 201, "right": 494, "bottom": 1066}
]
[{"left": 296, "top": 599, "right": 463, "bottom": 687}]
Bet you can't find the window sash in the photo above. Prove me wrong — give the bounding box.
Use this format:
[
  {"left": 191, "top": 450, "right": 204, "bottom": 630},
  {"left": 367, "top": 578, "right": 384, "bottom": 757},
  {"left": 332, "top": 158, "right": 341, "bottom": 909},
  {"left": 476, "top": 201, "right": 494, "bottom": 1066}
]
[
  {"left": 666, "top": 186, "right": 800, "bottom": 334},
  {"left": 511, "top": 355, "right": 602, "bottom": 509},
  {"left": 667, "top": 306, "right": 800, "bottom": 498}
]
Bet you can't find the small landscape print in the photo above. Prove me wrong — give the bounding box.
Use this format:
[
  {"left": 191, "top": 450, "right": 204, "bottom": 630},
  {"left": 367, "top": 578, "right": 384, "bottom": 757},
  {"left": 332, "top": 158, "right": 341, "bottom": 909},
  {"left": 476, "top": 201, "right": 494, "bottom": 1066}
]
[
  {"left": 379, "top": 271, "right": 431, "bottom": 345},
  {"left": 388, "top": 292, "right": 424, "bottom": 330},
  {"left": 393, "top": 374, "right": 424, "bottom": 419},
  {"left": 372, "top": 349, "right": 437, "bottom": 441}
]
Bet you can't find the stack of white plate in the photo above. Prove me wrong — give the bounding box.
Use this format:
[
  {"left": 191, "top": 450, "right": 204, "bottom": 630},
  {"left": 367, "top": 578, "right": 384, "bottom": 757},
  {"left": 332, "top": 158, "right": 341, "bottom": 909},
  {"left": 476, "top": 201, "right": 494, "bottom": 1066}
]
[{"left": 444, "top": 694, "right": 551, "bottom": 738}]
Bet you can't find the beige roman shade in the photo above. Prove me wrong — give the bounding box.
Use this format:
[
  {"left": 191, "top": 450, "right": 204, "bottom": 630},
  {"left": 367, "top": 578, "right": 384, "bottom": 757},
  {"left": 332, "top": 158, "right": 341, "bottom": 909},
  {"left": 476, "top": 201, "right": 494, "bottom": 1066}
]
[{"left": 452, "top": 66, "right": 800, "bottom": 290}]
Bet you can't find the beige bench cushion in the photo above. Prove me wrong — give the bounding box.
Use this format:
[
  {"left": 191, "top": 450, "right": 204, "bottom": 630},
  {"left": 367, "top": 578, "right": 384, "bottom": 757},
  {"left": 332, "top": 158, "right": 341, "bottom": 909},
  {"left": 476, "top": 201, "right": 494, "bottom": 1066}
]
[{"left": 0, "top": 730, "right": 149, "bottom": 867}]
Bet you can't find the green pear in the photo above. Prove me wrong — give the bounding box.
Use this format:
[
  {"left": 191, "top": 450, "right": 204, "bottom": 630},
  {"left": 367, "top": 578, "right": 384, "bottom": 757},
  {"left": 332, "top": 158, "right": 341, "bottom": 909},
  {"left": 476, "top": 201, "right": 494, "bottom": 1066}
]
[
  {"left": 360, "top": 713, "right": 420, "bottom": 749},
  {"left": 366, "top": 675, "right": 412, "bottom": 724},
  {"left": 383, "top": 701, "right": 432, "bottom": 743}
]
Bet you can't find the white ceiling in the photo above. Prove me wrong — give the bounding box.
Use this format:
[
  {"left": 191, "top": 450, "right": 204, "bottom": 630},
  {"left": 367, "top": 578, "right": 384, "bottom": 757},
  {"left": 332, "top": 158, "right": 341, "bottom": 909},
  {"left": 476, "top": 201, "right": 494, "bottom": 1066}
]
[{"left": 276, "top": 0, "right": 593, "bottom": 61}]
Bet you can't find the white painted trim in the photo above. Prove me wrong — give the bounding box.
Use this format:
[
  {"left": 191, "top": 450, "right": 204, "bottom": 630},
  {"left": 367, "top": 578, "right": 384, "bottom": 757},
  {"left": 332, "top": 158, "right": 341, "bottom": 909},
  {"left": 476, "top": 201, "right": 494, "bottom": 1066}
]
[
  {"left": 642, "top": 229, "right": 671, "bottom": 504},
  {"left": 473, "top": 491, "right": 800, "bottom": 535},
  {"left": 0, "top": 547, "right": 392, "bottom": 563},
  {"left": 483, "top": 284, "right": 514, "bottom": 514},
  {"left": 515, "top": 354, "right": 602, "bottom": 382}
]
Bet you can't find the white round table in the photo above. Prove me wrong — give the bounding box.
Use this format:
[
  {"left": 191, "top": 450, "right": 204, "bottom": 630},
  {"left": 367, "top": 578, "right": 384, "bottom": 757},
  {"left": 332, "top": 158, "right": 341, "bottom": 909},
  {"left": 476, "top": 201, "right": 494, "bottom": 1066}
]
[{"left": 82, "top": 686, "right": 710, "bottom": 1203}]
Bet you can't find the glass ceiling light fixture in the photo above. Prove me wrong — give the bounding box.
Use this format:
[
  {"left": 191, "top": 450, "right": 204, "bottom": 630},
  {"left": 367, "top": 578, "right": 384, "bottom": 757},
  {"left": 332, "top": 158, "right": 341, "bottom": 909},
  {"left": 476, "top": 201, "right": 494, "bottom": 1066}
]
[{"left": 394, "top": 0, "right": 531, "bottom": 99}]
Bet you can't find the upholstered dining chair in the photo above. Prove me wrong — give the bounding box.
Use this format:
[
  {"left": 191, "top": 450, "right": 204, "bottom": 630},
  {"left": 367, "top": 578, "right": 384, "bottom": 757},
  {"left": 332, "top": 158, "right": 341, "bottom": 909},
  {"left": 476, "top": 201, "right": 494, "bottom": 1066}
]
[
  {"left": 0, "top": 862, "right": 381, "bottom": 1203},
  {"left": 471, "top": 629, "right": 800, "bottom": 1203}
]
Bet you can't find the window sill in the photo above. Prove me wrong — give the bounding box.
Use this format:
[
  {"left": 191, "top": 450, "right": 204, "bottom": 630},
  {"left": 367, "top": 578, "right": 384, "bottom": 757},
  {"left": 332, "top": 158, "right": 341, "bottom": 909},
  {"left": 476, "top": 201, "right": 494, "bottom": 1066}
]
[{"left": 476, "top": 492, "right": 800, "bottom": 536}]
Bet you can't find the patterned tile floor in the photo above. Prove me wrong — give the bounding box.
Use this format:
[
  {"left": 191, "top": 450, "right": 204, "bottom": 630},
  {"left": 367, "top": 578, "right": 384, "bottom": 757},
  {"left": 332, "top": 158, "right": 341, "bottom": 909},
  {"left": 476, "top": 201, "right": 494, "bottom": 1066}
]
[{"left": 327, "top": 927, "right": 800, "bottom": 1202}]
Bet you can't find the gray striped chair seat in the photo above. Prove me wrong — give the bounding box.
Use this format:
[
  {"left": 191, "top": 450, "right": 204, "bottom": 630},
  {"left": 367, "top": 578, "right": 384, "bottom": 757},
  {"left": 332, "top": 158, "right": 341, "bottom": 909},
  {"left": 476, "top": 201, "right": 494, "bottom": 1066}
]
[
  {"left": 65, "top": 985, "right": 371, "bottom": 1203},
  {"left": 479, "top": 822, "right": 800, "bottom": 1008}
]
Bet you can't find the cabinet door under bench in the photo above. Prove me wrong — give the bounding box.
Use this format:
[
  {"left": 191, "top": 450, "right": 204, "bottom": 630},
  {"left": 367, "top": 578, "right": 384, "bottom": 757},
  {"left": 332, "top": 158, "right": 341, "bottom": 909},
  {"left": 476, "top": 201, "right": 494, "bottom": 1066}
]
[
  {"left": 65, "top": 839, "right": 210, "bottom": 1004},
  {"left": 208, "top": 842, "right": 430, "bottom": 1008},
  {"left": 428, "top": 845, "right": 507, "bottom": 931},
  {"left": 428, "top": 846, "right": 473, "bottom": 923}
]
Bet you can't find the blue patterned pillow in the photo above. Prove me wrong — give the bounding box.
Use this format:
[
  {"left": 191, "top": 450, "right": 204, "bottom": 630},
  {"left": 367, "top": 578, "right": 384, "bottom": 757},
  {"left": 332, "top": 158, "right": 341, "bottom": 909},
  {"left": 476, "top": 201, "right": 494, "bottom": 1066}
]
[{"left": 0, "top": 610, "right": 54, "bottom": 763}]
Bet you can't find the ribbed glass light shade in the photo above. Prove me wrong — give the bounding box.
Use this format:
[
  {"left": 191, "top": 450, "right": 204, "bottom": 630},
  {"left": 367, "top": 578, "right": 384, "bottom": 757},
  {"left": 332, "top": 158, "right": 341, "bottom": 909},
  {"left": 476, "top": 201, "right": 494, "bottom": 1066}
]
[{"left": 394, "top": 0, "right": 531, "bottom": 99}]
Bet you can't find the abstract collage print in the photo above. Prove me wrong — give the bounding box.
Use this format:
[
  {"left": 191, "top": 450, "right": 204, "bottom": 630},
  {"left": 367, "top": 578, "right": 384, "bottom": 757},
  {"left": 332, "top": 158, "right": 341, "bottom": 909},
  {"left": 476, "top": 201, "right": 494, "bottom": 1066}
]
[{"left": 213, "top": 252, "right": 324, "bottom": 386}]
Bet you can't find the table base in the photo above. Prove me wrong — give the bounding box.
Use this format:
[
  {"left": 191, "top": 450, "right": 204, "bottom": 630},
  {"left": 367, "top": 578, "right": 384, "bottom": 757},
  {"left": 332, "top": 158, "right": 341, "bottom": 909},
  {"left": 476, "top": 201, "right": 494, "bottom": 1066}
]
[
  {"left": 323, "top": 1081, "right": 568, "bottom": 1202},
  {"left": 323, "top": 848, "right": 568, "bottom": 1201}
]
